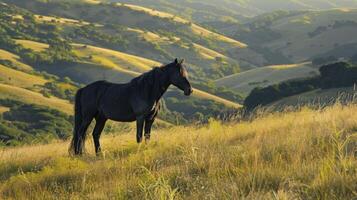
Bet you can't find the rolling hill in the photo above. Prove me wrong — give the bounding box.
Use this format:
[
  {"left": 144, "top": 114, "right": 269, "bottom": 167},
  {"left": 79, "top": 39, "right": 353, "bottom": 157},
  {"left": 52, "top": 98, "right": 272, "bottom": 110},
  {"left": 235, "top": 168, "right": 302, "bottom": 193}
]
[
  {"left": 0, "top": 83, "right": 73, "bottom": 114},
  {"left": 215, "top": 62, "right": 318, "bottom": 96},
  {"left": 212, "top": 8, "right": 357, "bottom": 66},
  {"left": 261, "top": 9, "right": 357, "bottom": 62},
  {"left": 108, "top": 0, "right": 357, "bottom": 22},
  {"left": 0, "top": 49, "right": 33, "bottom": 71},
  {"left": 3, "top": 0, "right": 251, "bottom": 79}
]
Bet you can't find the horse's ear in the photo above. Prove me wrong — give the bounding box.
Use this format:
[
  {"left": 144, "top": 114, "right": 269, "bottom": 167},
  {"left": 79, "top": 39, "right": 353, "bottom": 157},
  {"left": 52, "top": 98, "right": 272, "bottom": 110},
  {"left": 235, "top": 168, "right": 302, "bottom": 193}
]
[
  {"left": 179, "top": 59, "right": 185, "bottom": 64},
  {"left": 174, "top": 58, "right": 178, "bottom": 64}
]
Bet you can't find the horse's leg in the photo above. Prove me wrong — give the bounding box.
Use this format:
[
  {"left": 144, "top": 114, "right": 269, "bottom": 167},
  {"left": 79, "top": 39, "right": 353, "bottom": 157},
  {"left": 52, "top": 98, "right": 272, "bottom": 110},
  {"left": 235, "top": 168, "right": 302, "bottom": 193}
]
[
  {"left": 75, "top": 116, "right": 93, "bottom": 155},
  {"left": 144, "top": 117, "right": 156, "bottom": 143},
  {"left": 136, "top": 115, "right": 145, "bottom": 143},
  {"left": 92, "top": 116, "right": 107, "bottom": 155}
]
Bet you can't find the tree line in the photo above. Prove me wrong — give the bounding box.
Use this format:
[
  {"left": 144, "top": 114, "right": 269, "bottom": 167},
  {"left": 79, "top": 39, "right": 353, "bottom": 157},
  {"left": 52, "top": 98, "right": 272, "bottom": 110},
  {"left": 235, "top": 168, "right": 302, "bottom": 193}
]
[{"left": 244, "top": 62, "right": 357, "bottom": 110}]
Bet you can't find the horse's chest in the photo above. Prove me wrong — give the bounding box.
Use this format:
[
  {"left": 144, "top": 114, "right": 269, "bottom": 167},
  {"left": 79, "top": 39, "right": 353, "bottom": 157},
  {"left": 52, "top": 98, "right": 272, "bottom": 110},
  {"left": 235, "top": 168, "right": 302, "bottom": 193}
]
[{"left": 133, "top": 100, "right": 157, "bottom": 115}]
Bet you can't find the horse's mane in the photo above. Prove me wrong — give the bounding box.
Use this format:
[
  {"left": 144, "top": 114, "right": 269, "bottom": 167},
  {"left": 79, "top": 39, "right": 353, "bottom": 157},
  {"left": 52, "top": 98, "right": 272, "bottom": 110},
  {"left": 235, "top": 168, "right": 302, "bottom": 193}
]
[
  {"left": 130, "top": 63, "right": 172, "bottom": 86},
  {"left": 128, "top": 63, "right": 174, "bottom": 100}
]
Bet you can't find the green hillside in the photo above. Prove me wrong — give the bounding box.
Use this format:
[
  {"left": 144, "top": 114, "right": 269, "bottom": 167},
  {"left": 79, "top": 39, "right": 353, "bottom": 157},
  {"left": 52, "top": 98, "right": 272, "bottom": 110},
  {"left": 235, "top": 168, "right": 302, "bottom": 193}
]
[
  {"left": 108, "top": 0, "right": 357, "bottom": 22},
  {"left": 215, "top": 62, "right": 318, "bottom": 96},
  {"left": 270, "top": 87, "right": 357, "bottom": 108},
  {"left": 0, "top": 84, "right": 73, "bottom": 114},
  {"left": 3, "top": 0, "right": 249, "bottom": 79},
  {"left": 213, "top": 9, "right": 357, "bottom": 66}
]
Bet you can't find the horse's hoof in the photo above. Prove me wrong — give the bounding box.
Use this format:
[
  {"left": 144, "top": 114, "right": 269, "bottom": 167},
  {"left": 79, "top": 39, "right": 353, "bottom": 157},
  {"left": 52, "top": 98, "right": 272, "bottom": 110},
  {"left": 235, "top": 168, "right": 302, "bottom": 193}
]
[
  {"left": 137, "top": 137, "right": 143, "bottom": 143},
  {"left": 145, "top": 138, "right": 150, "bottom": 144}
]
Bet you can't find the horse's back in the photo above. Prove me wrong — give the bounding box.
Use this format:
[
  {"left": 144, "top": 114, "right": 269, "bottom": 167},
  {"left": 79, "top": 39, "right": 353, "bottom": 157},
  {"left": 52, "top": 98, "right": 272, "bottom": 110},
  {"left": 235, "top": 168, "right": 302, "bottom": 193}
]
[
  {"left": 81, "top": 80, "right": 110, "bottom": 97},
  {"left": 80, "top": 80, "right": 136, "bottom": 121}
]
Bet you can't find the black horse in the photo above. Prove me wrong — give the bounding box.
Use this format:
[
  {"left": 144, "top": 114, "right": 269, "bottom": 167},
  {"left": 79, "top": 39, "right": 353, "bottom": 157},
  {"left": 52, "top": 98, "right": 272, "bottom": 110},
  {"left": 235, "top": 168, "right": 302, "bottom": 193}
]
[{"left": 70, "top": 59, "right": 192, "bottom": 155}]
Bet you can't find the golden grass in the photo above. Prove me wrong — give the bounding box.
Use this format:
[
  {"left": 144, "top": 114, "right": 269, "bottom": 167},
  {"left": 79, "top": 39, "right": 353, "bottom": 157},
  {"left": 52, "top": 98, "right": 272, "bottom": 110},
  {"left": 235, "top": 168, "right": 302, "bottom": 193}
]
[
  {"left": 10, "top": 15, "right": 24, "bottom": 21},
  {"left": 0, "top": 64, "right": 48, "bottom": 88},
  {"left": 216, "top": 62, "right": 317, "bottom": 96},
  {"left": 123, "top": 3, "right": 247, "bottom": 48},
  {"left": 193, "top": 89, "right": 242, "bottom": 109},
  {"left": 15, "top": 40, "right": 49, "bottom": 52},
  {"left": 57, "top": 83, "right": 77, "bottom": 91},
  {"left": 268, "top": 61, "right": 311, "bottom": 70},
  {"left": 34, "top": 15, "right": 90, "bottom": 26},
  {"left": 193, "top": 43, "right": 227, "bottom": 60},
  {"left": 127, "top": 28, "right": 180, "bottom": 44},
  {"left": 0, "top": 83, "right": 72, "bottom": 115},
  {"left": 337, "top": 8, "right": 352, "bottom": 12},
  {"left": 0, "top": 106, "right": 9, "bottom": 114},
  {"left": 123, "top": 4, "right": 188, "bottom": 24},
  {"left": 0, "top": 49, "right": 33, "bottom": 71},
  {"left": 190, "top": 24, "right": 247, "bottom": 48},
  {"left": 72, "top": 44, "right": 160, "bottom": 72},
  {"left": 1, "top": 104, "right": 356, "bottom": 199},
  {"left": 82, "top": 0, "right": 101, "bottom": 4},
  {"left": 272, "top": 87, "right": 357, "bottom": 108},
  {"left": 89, "top": 55, "right": 119, "bottom": 69}
]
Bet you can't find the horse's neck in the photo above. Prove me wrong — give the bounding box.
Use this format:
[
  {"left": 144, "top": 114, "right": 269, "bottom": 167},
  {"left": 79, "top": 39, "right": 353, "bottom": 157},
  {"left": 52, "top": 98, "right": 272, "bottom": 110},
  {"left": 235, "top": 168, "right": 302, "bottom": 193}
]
[{"left": 152, "top": 72, "right": 170, "bottom": 102}]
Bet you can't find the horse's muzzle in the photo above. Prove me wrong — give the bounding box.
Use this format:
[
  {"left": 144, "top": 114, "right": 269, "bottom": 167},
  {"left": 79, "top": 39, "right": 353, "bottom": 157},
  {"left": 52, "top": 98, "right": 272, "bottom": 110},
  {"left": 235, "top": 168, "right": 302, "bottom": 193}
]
[{"left": 184, "top": 88, "right": 193, "bottom": 96}]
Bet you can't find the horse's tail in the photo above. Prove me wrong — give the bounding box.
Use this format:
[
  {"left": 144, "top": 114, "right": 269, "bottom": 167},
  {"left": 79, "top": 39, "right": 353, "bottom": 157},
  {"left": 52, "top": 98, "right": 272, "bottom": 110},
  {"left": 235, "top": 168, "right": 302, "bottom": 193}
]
[{"left": 69, "top": 89, "right": 84, "bottom": 155}]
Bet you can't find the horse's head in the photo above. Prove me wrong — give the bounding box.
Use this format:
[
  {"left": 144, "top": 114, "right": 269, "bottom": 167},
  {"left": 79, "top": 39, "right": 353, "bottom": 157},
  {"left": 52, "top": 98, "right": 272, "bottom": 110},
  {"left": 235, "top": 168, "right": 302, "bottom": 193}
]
[{"left": 169, "top": 58, "right": 193, "bottom": 96}]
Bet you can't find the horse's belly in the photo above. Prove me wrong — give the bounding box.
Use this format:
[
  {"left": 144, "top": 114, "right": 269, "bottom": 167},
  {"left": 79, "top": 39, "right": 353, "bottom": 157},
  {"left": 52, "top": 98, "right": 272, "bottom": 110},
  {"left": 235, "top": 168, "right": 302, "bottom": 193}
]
[
  {"left": 108, "top": 114, "right": 136, "bottom": 122},
  {"left": 101, "top": 103, "right": 136, "bottom": 122}
]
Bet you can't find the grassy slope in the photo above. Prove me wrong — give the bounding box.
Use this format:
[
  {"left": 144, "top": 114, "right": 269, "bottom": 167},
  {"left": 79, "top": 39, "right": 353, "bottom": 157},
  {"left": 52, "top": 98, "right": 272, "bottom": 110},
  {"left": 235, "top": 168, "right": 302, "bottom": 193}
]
[
  {"left": 33, "top": 14, "right": 90, "bottom": 26},
  {"left": 7, "top": 0, "right": 248, "bottom": 65},
  {"left": 0, "top": 83, "right": 73, "bottom": 114},
  {"left": 263, "top": 9, "right": 357, "bottom": 62},
  {"left": 0, "top": 64, "right": 48, "bottom": 89},
  {"left": 271, "top": 87, "right": 357, "bottom": 108},
  {"left": 215, "top": 62, "right": 317, "bottom": 96},
  {"left": 0, "top": 47, "right": 75, "bottom": 114},
  {"left": 14, "top": 40, "right": 49, "bottom": 52},
  {"left": 72, "top": 44, "right": 160, "bottom": 73},
  {"left": 0, "top": 49, "right": 33, "bottom": 71},
  {"left": 122, "top": 3, "right": 247, "bottom": 48},
  {"left": 104, "top": 0, "right": 357, "bottom": 21},
  {"left": 0, "top": 106, "right": 10, "bottom": 114},
  {"left": 0, "top": 104, "right": 356, "bottom": 199},
  {"left": 0, "top": 45, "right": 74, "bottom": 114},
  {"left": 212, "top": 9, "right": 357, "bottom": 67}
]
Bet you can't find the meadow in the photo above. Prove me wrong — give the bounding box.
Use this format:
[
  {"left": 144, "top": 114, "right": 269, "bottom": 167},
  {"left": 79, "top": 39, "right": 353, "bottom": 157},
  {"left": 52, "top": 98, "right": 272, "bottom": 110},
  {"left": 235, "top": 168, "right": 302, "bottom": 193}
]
[{"left": 0, "top": 103, "right": 356, "bottom": 199}]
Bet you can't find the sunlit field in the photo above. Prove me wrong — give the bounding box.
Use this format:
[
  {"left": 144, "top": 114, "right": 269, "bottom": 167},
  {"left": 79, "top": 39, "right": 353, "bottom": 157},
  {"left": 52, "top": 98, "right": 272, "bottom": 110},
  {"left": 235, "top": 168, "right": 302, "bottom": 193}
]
[{"left": 0, "top": 104, "right": 356, "bottom": 199}]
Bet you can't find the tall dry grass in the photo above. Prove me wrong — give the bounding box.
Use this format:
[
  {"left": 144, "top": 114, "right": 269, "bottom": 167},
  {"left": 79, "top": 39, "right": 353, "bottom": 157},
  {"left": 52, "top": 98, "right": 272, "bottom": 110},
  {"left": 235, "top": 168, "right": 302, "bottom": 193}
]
[{"left": 0, "top": 104, "right": 356, "bottom": 199}]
